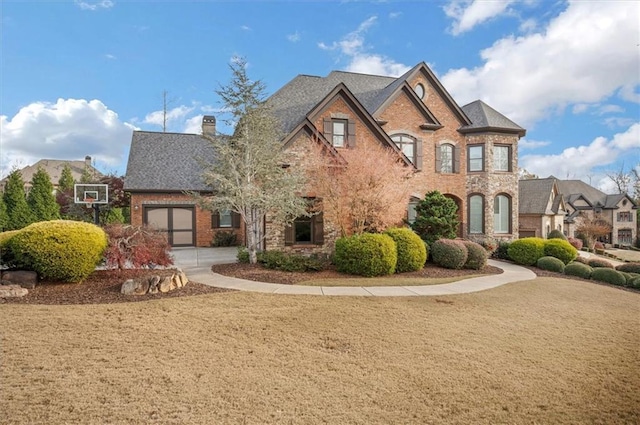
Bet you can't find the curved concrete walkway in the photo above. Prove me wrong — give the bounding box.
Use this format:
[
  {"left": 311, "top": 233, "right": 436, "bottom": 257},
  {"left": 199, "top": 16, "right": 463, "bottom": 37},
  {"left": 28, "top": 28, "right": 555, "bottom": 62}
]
[{"left": 173, "top": 248, "right": 536, "bottom": 297}]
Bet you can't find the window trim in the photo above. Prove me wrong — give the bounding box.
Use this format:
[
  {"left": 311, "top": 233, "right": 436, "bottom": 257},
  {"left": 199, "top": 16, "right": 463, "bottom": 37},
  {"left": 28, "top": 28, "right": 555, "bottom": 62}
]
[
  {"left": 468, "top": 193, "right": 485, "bottom": 234},
  {"left": 467, "top": 145, "right": 485, "bottom": 172}
]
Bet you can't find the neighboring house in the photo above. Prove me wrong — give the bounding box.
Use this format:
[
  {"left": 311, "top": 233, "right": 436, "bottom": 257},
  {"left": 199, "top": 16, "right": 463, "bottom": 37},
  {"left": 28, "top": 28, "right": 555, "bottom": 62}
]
[
  {"left": 125, "top": 62, "right": 525, "bottom": 248},
  {"left": 0, "top": 156, "right": 102, "bottom": 193},
  {"left": 519, "top": 176, "right": 638, "bottom": 246},
  {"left": 556, "top": 178, "right": 637, "bottom": 246},
  {"left": 518, "top": 177, "right": 567, "bottom": 238}
]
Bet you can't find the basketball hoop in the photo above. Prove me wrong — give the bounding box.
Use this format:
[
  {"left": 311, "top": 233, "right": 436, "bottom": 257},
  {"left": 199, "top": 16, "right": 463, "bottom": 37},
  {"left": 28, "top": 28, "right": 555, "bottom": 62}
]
[{"left": 84, "top": 197, "right": 95, "bottom": 209}]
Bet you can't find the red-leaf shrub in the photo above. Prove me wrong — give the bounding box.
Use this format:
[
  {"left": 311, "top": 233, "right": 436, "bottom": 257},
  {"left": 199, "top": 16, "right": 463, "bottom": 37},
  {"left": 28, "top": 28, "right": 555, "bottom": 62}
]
[
  {"left": 567, "top": 237, "right": 583, "bottom": 250},
  {"left": 103, "top": 224, "right": 173, "bottom": 269}
]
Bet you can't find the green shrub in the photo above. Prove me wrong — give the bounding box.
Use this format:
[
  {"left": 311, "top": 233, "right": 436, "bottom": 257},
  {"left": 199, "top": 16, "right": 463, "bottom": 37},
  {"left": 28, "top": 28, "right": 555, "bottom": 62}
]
[
  {"left": 0, "top": 230, "right": 21, "bottom": 267},
  {"left": 616, "top": 263, "right": 640, "bottom": 274},
  {"left": 212, "top": 230, "right": 237, "bottom": 247},
  {"left": 237, "top": 246, "right": 249, "bottom": 263},
  {"left": 591, "top": 268, "right": 626, "bottom": 286},
  {"left": 384, "top": 227, "right": 427, "bottom": 273},
  {"left": 537, "top": 256, "right": 565, "bottom": 273},
  {"left": 507, "top": 237, "right": 545, "bottom": 266},
  {"left": 630, "top": 276, "right": 640, "bottom": 289},
  {"left": 618, "top": 272, "right": 635, "bottom": 287},
  {"left": 492, "top": 240, "right": 511, "bottom": 260},
  {"left": 462, "top": 240, "right": 488, "bottom": 270},
  {"left": 543, "top": 239, "right": 578, "bottom": 264},
  {"left": 257, "top": 250, "right": 325, "bottom": 272},
  {"left": 7, "top": 220, "right": 107, "bottom": 282},
  {"left": 431, "top": 239, "right": 468, "bottom": 270},
  {"left": 587, "top": 258, "right": 613, "bottom": 269},
  {"left": 547, "top": 229, "right": 567, "bottom": 240},
  {"left": 334, "top": 233, "right": 397, "bottom": 277},
  {"left": 564, "top": 262, "right": 593, "bottom": 279}
]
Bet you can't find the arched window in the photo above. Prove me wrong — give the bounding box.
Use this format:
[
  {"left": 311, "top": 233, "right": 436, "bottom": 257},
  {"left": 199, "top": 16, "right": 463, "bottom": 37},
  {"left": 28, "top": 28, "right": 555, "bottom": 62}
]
[
  {"left": 391, "top": 134, "right": 416, "bottom": 164},
  {"left": 494, "top": 194, "right": 511, "bottom": 234},
  {"left": 468, "top": 194, "right": 484, "bottom": 234}
]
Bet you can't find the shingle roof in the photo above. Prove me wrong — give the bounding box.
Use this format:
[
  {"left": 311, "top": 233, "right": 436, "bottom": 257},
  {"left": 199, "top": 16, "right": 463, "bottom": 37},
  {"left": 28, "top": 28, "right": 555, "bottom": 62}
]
[
  {"left": 0, "top": 158, "right": 103, "bottom": 187},
  {"left": 518, "top": 178, "right": 557, "bottom": 214},
  {"left": 460, "top": 100, "right": 526, "bottom": 136},
  {"left": 556, "top": 179, "right": 607, "bottom": 207},
  {"left": 124, "top": 131, "right": 215, "bottom": 192}
]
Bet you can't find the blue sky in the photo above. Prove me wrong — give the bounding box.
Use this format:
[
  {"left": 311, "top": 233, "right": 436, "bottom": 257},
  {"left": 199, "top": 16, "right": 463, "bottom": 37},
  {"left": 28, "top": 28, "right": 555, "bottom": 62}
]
[{"left": 1, "top": 0, "right": 639, "bottom": 192}]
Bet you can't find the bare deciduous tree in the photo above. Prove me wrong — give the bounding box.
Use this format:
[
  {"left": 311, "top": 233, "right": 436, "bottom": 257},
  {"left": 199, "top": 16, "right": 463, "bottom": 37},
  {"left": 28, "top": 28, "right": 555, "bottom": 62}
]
[{"left": 575, "top": 214, "right": 612, "bottom": 250}]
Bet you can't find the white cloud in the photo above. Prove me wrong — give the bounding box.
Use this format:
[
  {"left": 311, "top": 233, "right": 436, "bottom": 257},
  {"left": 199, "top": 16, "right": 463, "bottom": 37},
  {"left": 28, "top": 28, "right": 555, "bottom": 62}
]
[
  {"left": 597, "top": 104, "right": 624, "bottom": 115},
  {"left": 318, "top": 16, "right": 410, "bottom": 77},
  {"left": 518, "top": 139, "right": 550, "bottom": 150},
  {"left": 183, "top": 115, "right": 203, "bottom": 134},
  {"left": 240, "top": 25, "right": 251, "bottom": 31},
  {"left": 143, "top": 105, "right": 195, "bottom": 128},
  {"left": 572, "top": 103, "right": 589, "bottom": 114},
  {"left": 104, "top": 53, "right": 116, "bottom": 60},
  {"left": 520, "top": 123, "right": 640, "bottom": 184},
  {"left": 0, "top": 98, "right": 136, "bottom": 177},
  {"left": 518, "top": 18, "right": 537, "bottom": 33},
  {"left": 75, "top": 0, "right": 114, "bottom": 11},
  {"left": 287, "top": 31, "right": 301, "bottom": 42},
  {"left": 389, "top": 12, "right": 402, "bottom": 19},
  {"left": 441, "top": 1, "right": 640, "bottom": 128},
  {"left": 444, "top": 0, "right": 516, "bottom": 35}
]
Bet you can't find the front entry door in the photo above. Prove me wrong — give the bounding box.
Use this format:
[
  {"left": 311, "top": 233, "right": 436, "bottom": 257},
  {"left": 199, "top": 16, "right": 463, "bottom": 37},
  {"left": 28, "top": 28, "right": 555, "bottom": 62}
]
[{"left": 145, "top": 206, "right": 195, "bottom": 247}]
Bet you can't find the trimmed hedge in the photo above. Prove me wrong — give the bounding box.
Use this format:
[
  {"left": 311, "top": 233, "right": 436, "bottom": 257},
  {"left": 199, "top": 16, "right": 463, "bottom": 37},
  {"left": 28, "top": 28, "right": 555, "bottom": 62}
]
[
  {"left": 591, "top": 268, "right": 626, "bottom": 286},
  {"left": 564, "top": 262, "right": 593, "bottom": 279},
  {"left": 543, "top": 239, "right": 578, "bottom": 264},
  {"left": 507, "top": 237, "right": 545, "bottom": 266},
  {"left": 384, "top": 227, "right": 427, "bottom": 273},
  {"left": 6, "top": 220, "right": 107, "bottom": 282},
  {"left": 431, "top": 239, "right": 468, "bottom": 270},
  {"left": 618, "top": 272, "right": 635, "bottom": 287},
  {"left": 537, "top": 256, "right": 565, "bottom": 273},
  {"left": 616, "top": 263, "right": 640, "bottom": 274},
  {"left": 630, "top": 276, "right": 640, "bottom": 289},
  {"left": 258, "top": 250, "right": 325, "bottom": 272},
  {"left": 587, "top": 258, "right": 614, "bottom": 269},
  {"left": 547, "top": 229, "right": 567, "bottom": 240},
  {"left": 462, "top": 240, "right": 488, "bottom": 270},
  {"left": 334, "top": 233, "right": 397, "bottom": 277}
]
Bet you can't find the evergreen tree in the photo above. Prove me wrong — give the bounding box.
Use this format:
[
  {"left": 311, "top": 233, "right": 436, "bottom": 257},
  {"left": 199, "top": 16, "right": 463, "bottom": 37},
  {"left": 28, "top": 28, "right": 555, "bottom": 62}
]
[
  {"left": 3, "top": 170, "right": 34, "bottom": 230},
  {"left": 410, "top": 190, "right": 460, "bottom": 247},
  {"left": 0, "top": 195, "right": 7, "bottom": 231},
  {"left": 58, "top": 164, "right": 75, "bottom": 193},
  {"left": 28, "top": 167, "right": 60, "bottom": 221}
]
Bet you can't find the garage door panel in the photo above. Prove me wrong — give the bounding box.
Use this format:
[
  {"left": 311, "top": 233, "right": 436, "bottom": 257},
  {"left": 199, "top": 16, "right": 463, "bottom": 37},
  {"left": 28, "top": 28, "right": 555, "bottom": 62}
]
[{"left": 144, "top": 206, "right": 195, "bottom": 246}]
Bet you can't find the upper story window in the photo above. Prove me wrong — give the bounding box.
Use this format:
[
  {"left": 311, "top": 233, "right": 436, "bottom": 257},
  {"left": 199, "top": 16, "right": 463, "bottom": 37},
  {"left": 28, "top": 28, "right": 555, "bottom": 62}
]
[
  {"left": 324, "top": 118, "right": 356, "bottom": 148},
  {"left": 391, "top": 134, "right": 416, "bottom": 164},
  {"left": 436, "top": 143, "right": 459, "bottom": 173},
  {"left": 617, "top": 211, "right": 633, "bottom": 222},
  {"left": 468, "top": 145, "right": 484, "bottom": 172},
  {"left": 494, "top": 145, "right": 512, "bottom": 172},
  {"left": 414, "top": 83, "right": 425, "bottom": 99}
]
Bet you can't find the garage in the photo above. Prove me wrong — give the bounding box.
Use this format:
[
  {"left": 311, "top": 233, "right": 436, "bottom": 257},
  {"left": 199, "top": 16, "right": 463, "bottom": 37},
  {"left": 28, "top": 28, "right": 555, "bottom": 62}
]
[{"left": 144, "top": 206, "right": 195, "bottom": 247}]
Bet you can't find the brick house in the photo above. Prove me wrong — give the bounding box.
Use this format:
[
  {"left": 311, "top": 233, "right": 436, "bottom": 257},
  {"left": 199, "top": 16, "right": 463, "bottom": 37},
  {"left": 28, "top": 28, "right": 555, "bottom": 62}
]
[
  {"left": 125, "top": 62, "right": 525, "bottom": 249},
  {"left": 0, "top": 156, "right": 102, "bottom": 193},
  {"left": 518, "top": 176, "right": 638, "bottom": 246}
]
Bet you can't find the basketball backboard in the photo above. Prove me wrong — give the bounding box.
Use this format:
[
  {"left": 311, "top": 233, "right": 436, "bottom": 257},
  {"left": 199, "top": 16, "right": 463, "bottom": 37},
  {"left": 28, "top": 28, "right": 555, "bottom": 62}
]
[{"left": 74, "top": 183, "right": 109, "bottom": 206}]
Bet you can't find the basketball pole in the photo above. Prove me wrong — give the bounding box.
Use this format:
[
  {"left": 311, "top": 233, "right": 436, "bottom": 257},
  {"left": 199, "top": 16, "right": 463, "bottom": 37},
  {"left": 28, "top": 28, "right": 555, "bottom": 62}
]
[{"left": 93, "top": 204, "right": 100, "bottom": 225}]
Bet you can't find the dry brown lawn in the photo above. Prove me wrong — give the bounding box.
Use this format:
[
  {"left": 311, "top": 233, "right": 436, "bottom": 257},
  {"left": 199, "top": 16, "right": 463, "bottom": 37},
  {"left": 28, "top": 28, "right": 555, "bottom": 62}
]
[{"left": 1, "top": 276, "right": 639, "bottom": 424}]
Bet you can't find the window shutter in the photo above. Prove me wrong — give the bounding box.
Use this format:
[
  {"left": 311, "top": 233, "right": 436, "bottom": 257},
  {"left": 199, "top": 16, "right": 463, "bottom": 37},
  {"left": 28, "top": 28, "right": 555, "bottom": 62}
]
[
  {"left": 347, "top": 120, "right": 356, "bottom": 148},
  {"left": 231, "top": 211, "right": 241, "bottom": 228},
  {"left": 323, "top": 119, "right": 332, "bottom": 141},
  {"left": 211, "top": 211, "right": 220, "bottom": 228},
  {"left": 507, "top": 146, "right": 513, "bottom": 172},
  {"left": 415, "top": 139, "right": 423, "bottom": 170},
  {"left": 284, "top": 224, "right": 294, "bottom": 246},
  {"left": 435, "top": 145, "right": 442, "bottom": 172},
  {"left": 313, "top": 212, "right": 324, "bottom": 245},
  {"left": 454, "top": 146, "right": 461, "bottom": 173}
]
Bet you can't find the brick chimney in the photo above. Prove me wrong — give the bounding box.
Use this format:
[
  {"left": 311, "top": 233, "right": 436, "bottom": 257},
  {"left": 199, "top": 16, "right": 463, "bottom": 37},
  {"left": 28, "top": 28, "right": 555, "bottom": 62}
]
[
  {"left": 85, "top": 156, "right": 92, "bottom": 167},
  {"left": 202, "top": 116, "right": 216, "bottom": 138}
]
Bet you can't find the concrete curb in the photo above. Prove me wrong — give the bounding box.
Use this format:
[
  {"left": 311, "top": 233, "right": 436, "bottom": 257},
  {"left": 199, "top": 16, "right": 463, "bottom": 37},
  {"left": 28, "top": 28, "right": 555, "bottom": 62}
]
[{"left": 182, "top": 259, "right": 537, "bottom": 297}]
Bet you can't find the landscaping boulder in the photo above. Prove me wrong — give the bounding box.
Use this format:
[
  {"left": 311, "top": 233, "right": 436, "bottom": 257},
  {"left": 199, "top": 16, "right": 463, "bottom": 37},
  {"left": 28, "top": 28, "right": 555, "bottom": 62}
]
[
  {"left": 1, "top": 270, "right": 38, "bottom": 289},
  {"left": 121, "top": 271, "right": 189, "bottom": 296},
  {"left": 121, "top": 279, "right": 150, "bottom": 295},
  {"left": 0, "top": 284, "right": 28, "bottom": 298}
]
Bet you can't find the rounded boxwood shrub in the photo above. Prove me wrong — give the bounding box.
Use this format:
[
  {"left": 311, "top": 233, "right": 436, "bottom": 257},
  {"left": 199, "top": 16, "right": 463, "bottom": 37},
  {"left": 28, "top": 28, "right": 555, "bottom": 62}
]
[
  {"left": 547, "top": 229, "right": 567, "bottom": 240},
  {"left": 7, "top": 220, "right": 108, "bottom": 282},
  {"left": 618, "top": 272, "right": 635, "bottom": 287},
  {"left": 564, "top": 262, "right": 593, "bottom": 279},
  {"left": 591, "top": 268, "right": 626, "bottom": 286},
  {"left": 462, "top": 240, "right": 488, "bottom": 270},
  {"left": 431, "top": 239, "right": 468, "bottom": 270},
  {"left": 384, "top": 227, "right": 426, "bottom": 273},
  {"left": 543, "top": 239, "right": 578, "bottom": 264},
  {"left": 587, "top": 258, "right": 613, "bottom": 269},
  {"left": 616, "top": 262, "right": 640, "bottom": 274},
  {"left": 630, "top": 276, "right": 640, "bottom": 289},
  {"left": 492, "top": 240, "right": 511, "bottom": 260},
  {"left": 537, "top": 256, "right": 565, "bottom": 273},
  {"left": 334, "top": 233, "right": 397, "bottom": 277},
  {"left": 507, "top": 237, "right": 545, "bottom": 266}
]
